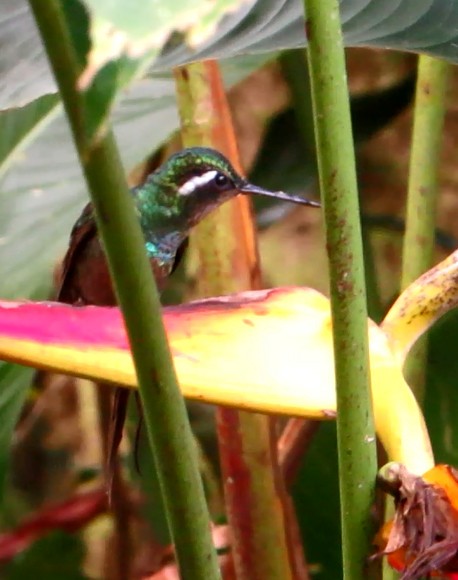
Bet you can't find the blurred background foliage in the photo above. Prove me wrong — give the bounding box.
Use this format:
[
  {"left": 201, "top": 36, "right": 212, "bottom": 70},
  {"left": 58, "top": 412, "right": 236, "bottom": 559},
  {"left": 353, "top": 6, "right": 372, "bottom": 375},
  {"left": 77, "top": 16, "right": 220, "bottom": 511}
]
[{"left": 2, "top": 0, "right": 458, "bottom": 577}]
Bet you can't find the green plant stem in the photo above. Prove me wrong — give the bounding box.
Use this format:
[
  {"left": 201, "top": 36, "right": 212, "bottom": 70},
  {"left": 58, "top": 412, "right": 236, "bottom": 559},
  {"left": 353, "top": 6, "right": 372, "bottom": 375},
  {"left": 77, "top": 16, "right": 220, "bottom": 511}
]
[
  {"left": 280, "top": 50, "right": 316, "bottom": 161},
  {"left": 174, "top": 60, "right": 296, "bottom": 580},
  {"left": 401, "top": 55, "right": 450, "bottom": 402},
  {"left": 361, "top": 226, "right": 384, "bottom": 322},
  {"left": 304, "top": 2, "right": 377, "bottom": 579},
  {"left": 383, "top": 53, "right": 450, "bottom": 580},
  {"left": 28, "top": 3, "right": 220, "bottom": 579}
]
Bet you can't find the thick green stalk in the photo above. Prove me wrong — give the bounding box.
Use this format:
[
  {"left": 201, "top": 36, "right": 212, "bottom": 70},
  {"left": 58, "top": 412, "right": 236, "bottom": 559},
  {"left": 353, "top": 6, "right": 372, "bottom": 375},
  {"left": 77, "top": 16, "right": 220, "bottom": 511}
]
[
  {"left": 304, "top": 1, "right": 377, "bottom": 579},
  {"left": 28, "top": 3, "right": 220, "bottom": 579},
  {"left": 174, "top": 61, "right": 296, "bottom": 580},
  {"left": 401, "top": 55, "right": 450, "bottom": 401},
  {"left": 383, "top": 54, "right": 450, "bottom": 580},
  {"left": 280, "top": 50, "right": 316, "bottom": 162}
]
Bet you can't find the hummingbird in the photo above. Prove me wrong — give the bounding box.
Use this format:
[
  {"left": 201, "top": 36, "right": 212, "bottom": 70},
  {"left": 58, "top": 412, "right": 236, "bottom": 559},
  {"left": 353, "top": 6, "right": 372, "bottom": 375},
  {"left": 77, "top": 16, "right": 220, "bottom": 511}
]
[{"left": 56, "top": 146, "right": 320, "bottom": 489}]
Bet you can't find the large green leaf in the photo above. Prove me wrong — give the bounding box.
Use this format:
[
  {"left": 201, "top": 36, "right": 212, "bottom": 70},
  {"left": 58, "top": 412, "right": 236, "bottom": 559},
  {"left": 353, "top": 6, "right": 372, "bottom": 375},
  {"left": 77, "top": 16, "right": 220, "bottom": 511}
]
[
  {"left": 0, "top": 363, "right": 33, "bottom": 496},
  {"left": 78, "top": 0, "right": 251, "bottom": 85},
  {"left": 66, "top": 0, "right": 253, "bottom": 140},
  {"left": 425, "top": 310, "right": 458, "bottom": 467},
  {"left": 1, "top": 0, "right": 457, "bottom": 302},
  {"left": 2, "top": 0, "right": 458, "bottom": 110},
  {"left": 5, "top": 531, "right": 86, "bottom": 579},
  {"left": 0, "top": 54, "right": 270, "bottom": 302},
  {"left": 293, "top": 424, "right": 341, "bottom": 579}
]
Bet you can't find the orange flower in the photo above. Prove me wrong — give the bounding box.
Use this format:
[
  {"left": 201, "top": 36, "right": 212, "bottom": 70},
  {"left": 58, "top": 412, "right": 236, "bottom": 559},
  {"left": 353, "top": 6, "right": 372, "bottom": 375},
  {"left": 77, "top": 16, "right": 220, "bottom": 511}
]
[{"left": 376, "top": 463, "right": 458, "bottom": 579}]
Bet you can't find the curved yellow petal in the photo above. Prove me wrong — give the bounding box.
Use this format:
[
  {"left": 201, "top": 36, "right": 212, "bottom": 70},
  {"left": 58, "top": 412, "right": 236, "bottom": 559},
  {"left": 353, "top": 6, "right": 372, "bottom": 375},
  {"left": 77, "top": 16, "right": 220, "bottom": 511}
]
[
  {"left": 383, "top": 249, "right": 458, "bottom": 364},
  {"left": 367, "top": 320, "right": 432, "bottom": 474},
  {"left": 0, "top": 287, "right": 433, "bottom": 474}
]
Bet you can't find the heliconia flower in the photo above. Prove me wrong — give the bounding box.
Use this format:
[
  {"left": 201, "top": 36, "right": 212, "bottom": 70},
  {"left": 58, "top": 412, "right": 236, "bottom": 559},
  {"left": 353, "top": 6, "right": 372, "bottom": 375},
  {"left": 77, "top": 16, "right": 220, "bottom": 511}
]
[
  {"left": 0, "top": 287, "right": 432, "bottom": 476},
  {"left": 375, "top": 463, "right": 458, "bottom": 579},
  {"left": 373, "top": 249, "right": 458, "bottom": 578},
  {"left": 4, "top": 247, "right": 458, "bottom": 575},
  {"left": 382, "top": 250, "right": 458, "bottom": 366}
]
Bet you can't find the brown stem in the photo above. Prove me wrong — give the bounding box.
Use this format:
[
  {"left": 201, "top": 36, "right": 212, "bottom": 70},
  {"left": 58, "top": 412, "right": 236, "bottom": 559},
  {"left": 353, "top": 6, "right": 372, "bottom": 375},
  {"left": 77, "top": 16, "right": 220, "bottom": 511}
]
[
  {"left": 174, "top": 59, "right": 306, "bottom": 579},
  {"left": 278, "top": 418, "right": 321, "bottom": 487},
  {"left": 283, "top": 495, "right": 311, "bottom": 580},
  {"left": 96, "top": 383, "right": 133, "bottom": 580}
]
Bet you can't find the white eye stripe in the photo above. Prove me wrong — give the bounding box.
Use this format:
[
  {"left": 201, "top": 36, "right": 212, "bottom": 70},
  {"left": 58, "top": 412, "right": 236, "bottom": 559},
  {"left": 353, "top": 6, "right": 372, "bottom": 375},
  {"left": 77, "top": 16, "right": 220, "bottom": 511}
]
[{"left": 178, "top": 170, "right": 219, "bottom": 196}]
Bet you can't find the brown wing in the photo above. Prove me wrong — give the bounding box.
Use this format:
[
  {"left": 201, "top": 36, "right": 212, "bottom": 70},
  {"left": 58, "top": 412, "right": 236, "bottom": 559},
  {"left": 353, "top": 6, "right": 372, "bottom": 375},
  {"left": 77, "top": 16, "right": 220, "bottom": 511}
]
[
  {"left": 57, "top": 203, "right": 97, "bottom": 304},
  {"left": 58, "top": 205, "right": 186, "bottom": 304}
]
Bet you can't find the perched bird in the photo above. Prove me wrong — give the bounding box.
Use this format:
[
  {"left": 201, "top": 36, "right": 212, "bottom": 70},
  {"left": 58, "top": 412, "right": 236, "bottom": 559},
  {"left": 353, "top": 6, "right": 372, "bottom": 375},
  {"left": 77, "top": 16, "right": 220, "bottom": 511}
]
[{"left": 56, "top": 146, "right": 320, "bottom": 488}]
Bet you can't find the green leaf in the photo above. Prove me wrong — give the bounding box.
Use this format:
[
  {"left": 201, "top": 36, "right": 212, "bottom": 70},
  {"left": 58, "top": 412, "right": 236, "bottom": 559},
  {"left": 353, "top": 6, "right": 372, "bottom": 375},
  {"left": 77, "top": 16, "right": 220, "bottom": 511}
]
[
  {"left": 293, "top": 423, "right": 341, "bottom": 579},
  {"left": 2, "top": 0, "right": 458, "bottom": 112},
  {"left": 0, "top": 364, "right": 32, "bottom": 497},
  {"left": 0, "top": 95, "right": 60, "bottom": 182},
  {"left": 78, "top": 0, "right": 251, "bottom": 85},
  {"left": 2, "top": 0, "right": 456, "bottom": 302},
  {"left": 4, "top": 531, "right": 87, "bottom": 580},
  {"left": 425, "top": 309, "right": 458, "bottom": 467},
  {"left": 0, "top": 53, "right": 270, "bottom": 302},
  {"left": 0, "top": 95, "right": 62, "bottom": 507},
  {"left": 1, "top": 0, "right": 456, "bottom": 301}
]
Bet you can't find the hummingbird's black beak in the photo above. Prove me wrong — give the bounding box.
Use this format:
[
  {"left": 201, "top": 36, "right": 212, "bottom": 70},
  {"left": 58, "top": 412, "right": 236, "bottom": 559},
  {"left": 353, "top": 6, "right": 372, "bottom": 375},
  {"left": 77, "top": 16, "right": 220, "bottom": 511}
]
[{"left": 238, "top": 182, "right": 321, "bottom": 207}]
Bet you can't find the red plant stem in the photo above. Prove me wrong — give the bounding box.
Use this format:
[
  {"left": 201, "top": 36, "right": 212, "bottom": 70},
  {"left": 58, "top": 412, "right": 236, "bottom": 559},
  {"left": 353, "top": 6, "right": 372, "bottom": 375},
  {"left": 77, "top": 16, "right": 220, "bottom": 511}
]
[
  {"left": 0, "top": 489, "right": 107, "bottom": 562},
  {"left": 278, "top": 418, "right": 321, "bottom": 487},
  {"left": 96, "top": 384, "right": 133, "bottom": 580},
  {"left": 174, "top": 60, "right": 303, "bottom": 579},
  {"left": 283, "top": 496, "right": 311, "bottom": 580}
]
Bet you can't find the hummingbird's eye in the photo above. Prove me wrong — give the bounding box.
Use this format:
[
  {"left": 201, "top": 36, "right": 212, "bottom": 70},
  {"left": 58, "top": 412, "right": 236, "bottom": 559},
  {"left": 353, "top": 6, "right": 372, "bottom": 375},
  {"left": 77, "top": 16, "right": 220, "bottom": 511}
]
[{"left": 214, "top": 172, "right": 231, "bottom": 189}]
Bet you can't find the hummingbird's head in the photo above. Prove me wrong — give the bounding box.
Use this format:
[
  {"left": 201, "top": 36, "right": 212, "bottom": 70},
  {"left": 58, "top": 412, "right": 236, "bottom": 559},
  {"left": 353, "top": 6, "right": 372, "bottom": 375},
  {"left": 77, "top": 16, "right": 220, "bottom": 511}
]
[{"left": 139, "top": 147, "right": 319, "bottom": 242}]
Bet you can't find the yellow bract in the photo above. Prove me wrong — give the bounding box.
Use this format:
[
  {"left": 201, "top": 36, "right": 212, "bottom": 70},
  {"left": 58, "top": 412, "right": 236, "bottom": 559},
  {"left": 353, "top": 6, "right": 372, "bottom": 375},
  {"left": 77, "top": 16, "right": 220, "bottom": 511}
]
[
  {"left": 2, "top": 250, "right": 458, "bottom": 474},
  {"left": 383, "top": 250, "right": 458, "bottom": 364}
]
